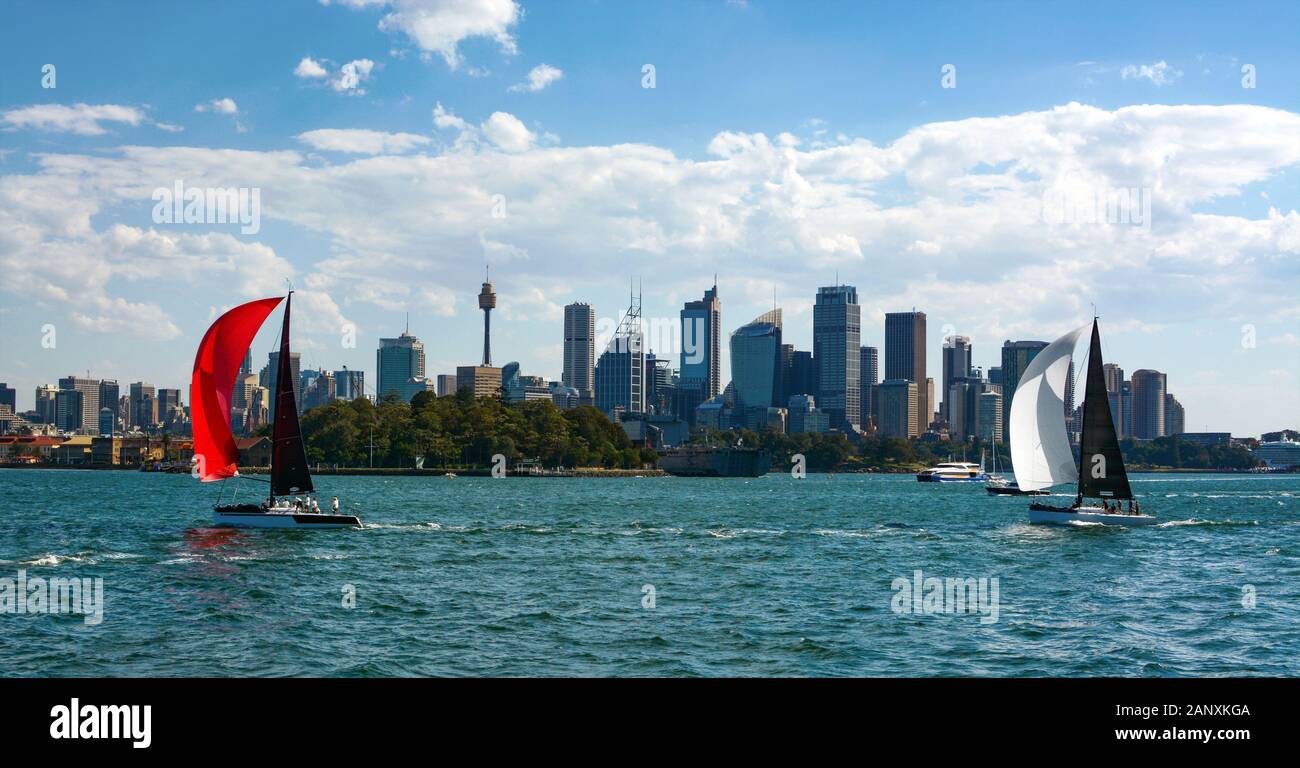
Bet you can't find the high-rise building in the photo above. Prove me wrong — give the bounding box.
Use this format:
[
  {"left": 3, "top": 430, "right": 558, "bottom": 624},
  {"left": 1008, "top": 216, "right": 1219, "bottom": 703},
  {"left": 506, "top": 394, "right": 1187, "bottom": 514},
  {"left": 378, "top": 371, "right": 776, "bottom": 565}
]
[
  {"left": 55, "top": 389, "right": 84, "bottom": 432},
  {"left": 946, "top": 377, "right": 987, "bottom": 441},
  {"left": 98, "top": 380, "right": 119, "bottom": 428},
  {"left": 730, "top": 313, "right": 782, "bottom": 410},
  {"left": 1102, "top": 363, "right": 1125, "bottom": 439},
  {"left": 1000, "top": 340, "right": 1048, "bottom": 444},
  {"left": 267, "top": 351, "right": 303, "bottom": 418},
  {"left": 941, "top": 335, "right": 971, "bottom": 421},
  {"left": 977, "top": 390, "right": 1004, "bottom": 443},
  {"left": 596, "top": 293, "right": 645, "bottom": 417},
  {"left": 478, "top": 268, "right": 497, "bottom": 366},
  {"left": 376, "top": 328, "right": 425, "bottom": 402},
  {"left": 456, "top": 366, "right": 501, "bottom": 398},
  {"left": 1131, "top": 369, "right": 1167, "bottom": 439},
  {"left": 34, "top": 385, "right": 58, "bottom": 425},
  {"left": 334, "top": 367, "right": 365, "bottom": 401},
  {"left": 877, "top": 379, "right": 919, "bottom": 438},
  {"left": 129, "top": 382, "right": 157, "bottom": 429},
  {"left": 814, "top": 285, "right": 861, "bottom": 431},
  {"left": 0, "top": 383, "right": 15, "bottom": 414},
  {"left": 788, "top": 349, "right": 817, "bottom": 400},
  {"left": 988, "top": 366, "right": 1002, "bottom": 386},
  {"left": 885, "top": 311, "right": 927, "bottom": 434},
  {"left": 156, "top": 388, "right": 182, "bottom": 424},
  {"left": 501, "top": 362, "right": 551, "bottom": 402},
  {"left": 302, "top": 370, "right": 337, "bottom": 411},
  {"left": 1165, "top": 393, "right": 1185, "bottom": 436},
  {"left": 98, "top": 407, "right": 115, "bottom": 436},
  {"left": 644, "top": 352, "right": 673, "bottom": 414},
  {"left": 436, "top": 374, "right": 458, "bottom": 397},
  {"left": 58, "top": 376, "right": 100, "bottom": 435},
  {"left": 563, "top": 302, "right": 596, "bottom": 400},
  {"left": 860, "top": 346, "right": 879, "bottom": 429},
  {"left": 788, "top": 394, "right": 829, "bottom": 434},
  {"left": 680, "top": 281, "right": 721, "bottom": 400}
]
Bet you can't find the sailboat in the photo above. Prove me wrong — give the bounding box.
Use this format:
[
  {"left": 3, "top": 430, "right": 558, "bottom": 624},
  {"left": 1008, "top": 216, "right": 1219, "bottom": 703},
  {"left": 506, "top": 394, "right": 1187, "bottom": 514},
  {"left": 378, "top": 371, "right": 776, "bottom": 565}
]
[
  {"left": 1010, "top": 318, "right": 1155, "bottom": 526},
  {"left": 192, "top": 292, "right": 361, "bottom": 529},
  {"left": 985, "top": 444, "right": 1048, "bottom": 496}
]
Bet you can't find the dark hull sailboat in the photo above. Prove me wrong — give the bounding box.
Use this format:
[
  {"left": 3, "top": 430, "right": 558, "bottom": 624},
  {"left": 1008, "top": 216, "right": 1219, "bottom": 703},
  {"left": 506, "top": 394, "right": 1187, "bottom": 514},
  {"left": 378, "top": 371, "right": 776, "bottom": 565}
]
[
  {"left": 192, "top": 293, "right": 360, "bottom": 529},
  {"left": 1011, "top": 318, "right": 1154, "bottom": 526}
]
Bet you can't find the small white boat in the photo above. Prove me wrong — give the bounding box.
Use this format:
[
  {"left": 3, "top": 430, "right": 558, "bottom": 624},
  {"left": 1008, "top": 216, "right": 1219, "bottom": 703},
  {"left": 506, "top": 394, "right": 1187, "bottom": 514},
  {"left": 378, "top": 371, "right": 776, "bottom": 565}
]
[
  {"left": 916, "top": 461, "right": 988, "bottom": 483},
  {"left": 1010, "top": 318, "right": 1152, "bottom": 527}
]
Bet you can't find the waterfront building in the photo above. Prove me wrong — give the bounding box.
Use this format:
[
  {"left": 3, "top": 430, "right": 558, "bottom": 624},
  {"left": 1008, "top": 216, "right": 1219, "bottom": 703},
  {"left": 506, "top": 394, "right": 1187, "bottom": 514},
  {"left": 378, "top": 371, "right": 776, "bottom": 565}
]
[
  {"left": 860, "top": 346, "right": 879, "bottom": 429},
  {"left": 877, "top": 378, "right": 919, "bottom": 438},
  {"left": 1179, "top": 432, "right": 1231, "bottom": 447},
  {"left": 977, "top": 390, "right": 1003, "bottom": 443},
  {"left": 1131, "top": 369, "right": 1167, "bottom": 439},
  {"left": 885, "top": 311, "right": 927, "bottom": 434},
  {"left": 376, "top": 327, "right": 425, "bottom": 402},
  {"left": 815, "top": 285, "right": 861, "bottom": 431},
  {"left": 456, "top": 366, "right": 502, "bottom": 398},
  {"left": 1165, "top": 393, "right": 1185, "bottom": 436},
  {"left": 1000, "top": 340, "right": 1048, "bottom": 443},
  {"left": 563, "top": 302, "right": 596, "bottom": 401},
  {"left": 679, "top": 281, "right": 721, "bottom": 400},
  {"left": 58, "top": 375, "right": 101, "bottom": 435}
]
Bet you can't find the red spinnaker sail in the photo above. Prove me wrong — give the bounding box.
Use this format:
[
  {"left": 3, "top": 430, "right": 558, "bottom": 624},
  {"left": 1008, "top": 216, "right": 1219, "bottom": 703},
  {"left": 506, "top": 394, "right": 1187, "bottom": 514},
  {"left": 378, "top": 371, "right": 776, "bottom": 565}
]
[{"left": 191, "top": 297, "right": 284, "bottom": 482}]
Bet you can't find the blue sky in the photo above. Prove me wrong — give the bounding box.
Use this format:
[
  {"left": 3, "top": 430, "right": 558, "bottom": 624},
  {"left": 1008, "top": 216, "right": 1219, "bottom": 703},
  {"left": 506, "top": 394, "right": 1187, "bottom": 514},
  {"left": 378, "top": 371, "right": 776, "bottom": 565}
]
[{"left": 2, "top": 0, "right": 1298, "bottom": 435}]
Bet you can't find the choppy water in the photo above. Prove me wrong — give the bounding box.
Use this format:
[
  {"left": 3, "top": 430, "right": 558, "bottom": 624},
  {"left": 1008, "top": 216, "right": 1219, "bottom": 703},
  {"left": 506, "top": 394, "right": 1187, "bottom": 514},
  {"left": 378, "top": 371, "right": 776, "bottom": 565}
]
[{"left": 1, "top": 469, "right": 1297, "bottom": 677}]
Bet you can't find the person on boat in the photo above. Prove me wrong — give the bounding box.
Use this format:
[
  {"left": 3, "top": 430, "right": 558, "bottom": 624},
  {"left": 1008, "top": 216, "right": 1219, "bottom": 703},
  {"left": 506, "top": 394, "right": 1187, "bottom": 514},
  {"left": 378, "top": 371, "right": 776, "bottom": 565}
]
[
  {"left": 331, "top": 496, "right": 340, "bottom": 514},
  {"left": 1074, "top": 494, "right": 1083, "bottom": 508},
  {"left": 1133, "top": 500, "right": 1141, "bottom": 515}
]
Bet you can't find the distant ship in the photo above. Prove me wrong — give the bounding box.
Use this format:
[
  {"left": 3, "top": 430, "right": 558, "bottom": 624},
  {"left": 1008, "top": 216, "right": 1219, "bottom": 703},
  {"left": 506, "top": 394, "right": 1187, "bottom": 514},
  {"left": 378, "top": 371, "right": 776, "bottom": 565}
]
[
  {"left": 916, "top": 461, "right": 988, "bottom": 483},
  {"left": 658, "top": 446, "right": 771, "bottom": 477}
]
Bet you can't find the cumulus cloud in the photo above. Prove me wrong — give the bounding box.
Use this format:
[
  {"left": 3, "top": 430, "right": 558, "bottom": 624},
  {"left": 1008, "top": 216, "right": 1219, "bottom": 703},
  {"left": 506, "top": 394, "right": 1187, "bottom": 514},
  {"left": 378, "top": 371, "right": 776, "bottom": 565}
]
[
  {"left": 296, "top": 128, "right": 431, "bottom": 154},
  {"left": 1, "top": 103, "right": 145, "bottom": 135},
  {"left": 509, "top": 63, "right": 563, "bottom": 93},
  {"left": 294, "top": 56, "right": 376, "bottom": 94},
  {"left": 480, "top": 111, "right": 534, "bottom": 152},
  {"left": 323, "top": 0, "right": 521, "bottom": 69},
  {"left": 294, "top": 56, "right": 330, "bottom": 79},
  {"left": 194, "top": 97, "right": 239, "bottom": 115},
  {"left": 1120, "top": 60, "right": 1182, "bottom": 85}
]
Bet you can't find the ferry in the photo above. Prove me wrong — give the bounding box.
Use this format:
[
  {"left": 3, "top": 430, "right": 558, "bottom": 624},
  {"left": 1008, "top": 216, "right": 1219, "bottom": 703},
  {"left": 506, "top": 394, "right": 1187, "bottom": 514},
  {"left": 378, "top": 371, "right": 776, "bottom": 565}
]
[{"left": 915, "top": 461, "right": 989, "bottom": 483}]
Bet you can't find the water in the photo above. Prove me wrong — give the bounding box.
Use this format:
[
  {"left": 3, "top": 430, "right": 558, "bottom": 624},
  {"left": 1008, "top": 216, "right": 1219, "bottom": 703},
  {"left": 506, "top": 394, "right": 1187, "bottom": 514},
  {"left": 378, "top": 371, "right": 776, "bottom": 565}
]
[{"left": 1, "top": 469, "right": 1297, "bottom": 677}]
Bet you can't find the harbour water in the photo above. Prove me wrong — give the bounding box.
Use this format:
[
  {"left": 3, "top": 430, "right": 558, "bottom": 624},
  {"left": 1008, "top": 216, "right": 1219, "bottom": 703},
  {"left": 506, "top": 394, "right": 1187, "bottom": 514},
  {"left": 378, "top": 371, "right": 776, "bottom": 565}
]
[{"left": 1, "top": 469, "right": 1297, "bottom": 677}]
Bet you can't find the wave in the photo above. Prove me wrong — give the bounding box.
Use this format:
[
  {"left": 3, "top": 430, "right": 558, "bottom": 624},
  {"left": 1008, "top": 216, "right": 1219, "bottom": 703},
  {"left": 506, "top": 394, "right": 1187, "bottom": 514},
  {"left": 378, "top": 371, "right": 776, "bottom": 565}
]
[{"left": 1156, "top": 518, "right": 1262, "bottom": 528}]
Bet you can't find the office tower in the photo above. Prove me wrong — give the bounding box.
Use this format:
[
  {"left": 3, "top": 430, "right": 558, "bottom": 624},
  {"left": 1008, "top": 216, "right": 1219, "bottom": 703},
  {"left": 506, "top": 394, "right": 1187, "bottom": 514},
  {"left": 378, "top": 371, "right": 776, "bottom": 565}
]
[
  {"left": 302, "top": 370, "right": 337, "bottom": 411},
  {"left": 788, "top": 394, "right": 829, "bottom": 434},
  {"left": 456, "top": 366, "right": 502, "bottom": 398},
  {"left": 1131, "top": 369, "right": 1167, "bottom": 439},
  {"left": 563, "top": 302, "right": 596, "bottom": 400},
  {"left": 129, "top": 382, "right": 156, "bottom": 428},
  {"left": 0, "top": 383, "right": 14, "bottom": 414},
  {"left": 98, "top": 407, "right": 114, "bottom": 436},
  {"left": 860, "top": 346, "right": 879, "bottom": 428},
  {"left": 334, "top": 367, "right": 364, "bottom": 401},
  {"left": 478, "top": 268, "right": 497, "bottom": 366},
  {"left": 1165, "top": 393, "right": 1185, "bottom": 436},
  {"left": 788, "top": 350, "right": 817, "bottom": 399},
  {"left": 814, "top": 285, "right": 861, "bottom": 430},
  {"left": 1120, "top": 381, "right": 1134, "bottom": 439},
  {"left": 925, "top": 378, "right": 935, "bottom": 431},
  {"left": 988, "top": 366, "right": 1002, "bottom": 386},
  {"left": 241, "top": 350, "right": 253, "bottom": 376},
  {"left": 436, "top": 374, "right": 458, "bottom": 397},
  {"left": 1102, "top": 363, "right": 1125, "bottom": 438},
  {"left": 596, "top": 293, "right": 645, "bottom": 416},
  {"left": 34, "top": 385, "right": 58, "bottom": 425},
  {"left": 885, "top": 311, "right": 927, "bottom": 434},
  {"left": 680, "top": 281, "right": 721, "bottom": 400},
  {"left": 377, "top": 325, "right": 426, "bottom": 402},
  {"left": 644, "top": 352, "right": 673, "bottom": 414},
  {"left": 156, "top": 388, "right": 181, "bottom": 422},
  {"left": 977, "top": 390, "right": 1004, "bottom": 443},
  {"left": 55, "top": 389, "right": 84, "bottom": 432},
  {"left": 730, "top": 313, "right": 783, "bottom": 410},
  {"left": 941, "top": 335, "right": 971, "bottom": 421},
  {"left": 877, "top": 379, "right": 919, "bottom": 438},
  {"left": 98, "top": 380, "right": 118, "bottom": 426},
  {"left": 1000, "top": 340, "right": 1049, "bottom": 443},
  {"left": 267, "top": 351, "right": 303, "bottom": 418},
  {"left": 57, "top": 376, "right": 100, "bottom": 435}
]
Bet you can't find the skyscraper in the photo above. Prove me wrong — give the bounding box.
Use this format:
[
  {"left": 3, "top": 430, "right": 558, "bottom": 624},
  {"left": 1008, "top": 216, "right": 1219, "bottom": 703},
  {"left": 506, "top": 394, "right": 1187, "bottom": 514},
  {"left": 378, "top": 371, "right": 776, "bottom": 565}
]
[
  {"left": 55, "top": 389, "right": 84, "bottom": 433},
  {"left": 376, "top": 327, "right": 426, "bottom": 402},
  {"left": 1000, "top": 340, "right": 1048, "bottom": 444},
  {"left": 34, "top": 385, "right": 58, "bottom": 425},
  {"left": 858, "top": 346, "right": 879, "bottom": 429},
  {"left": 730, "top": 313, "right": 782, "bottom": 410},
  {"left": 436, "top": 374, "right": 457, "bottom": 397},
  {"left": 596, "top": 292, "right": 645, "bottom": 417},
  {"left": 267, "top": 351, "right": 302, "bottom": 417},
  {"left": 0, "top": 383, "right": 15, "bottom": 414},
  {"left": 680, "top": 281, "right": 721, "bottom": 400},
  {"left": 977, "top": 390, "right": 1003, "bottom": 443},
  {"left": 563, "top": 302, "right": 596, "bottom": 399},
  {"left": 877, "top": 379, "right": 919, "bottom": 438},
  {"left": 334, "top": 367, "right": 365, "bottom": 400},
  {"left": 58, "top": 376, "right": 100, "bottom": 436},
  {"left": 478, "top": 268, "right": 497, "bottom": 366},
  {"left": 941, "top": 335, "right": 971, "bottom": 422},
  {"left": 98, "top": 380, "right": 119, "bottom": 430},
  {"left": 1165, "top": 393, "right": 1185, "bottom": 436},
  {"left": 814, "top": 285, "right": 861, "bottom": 431},
  {"left": 156, "top": 388, "right": 181, "bottom": 423},
  {"left": 885, "top": 311, "right": 927, "bottom": 434},
  {"left": 129, "top": 382, "right": 156, "bottom": 429},
  {"left": 1131, "top": 369, "right": 1167, "bottom": 439}
]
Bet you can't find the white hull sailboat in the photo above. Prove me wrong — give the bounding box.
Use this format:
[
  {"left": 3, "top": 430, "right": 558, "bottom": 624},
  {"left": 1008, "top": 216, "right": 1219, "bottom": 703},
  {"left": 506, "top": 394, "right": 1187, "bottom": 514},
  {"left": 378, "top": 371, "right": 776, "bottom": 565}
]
[
  {"left": 191, "top": 292, "right": 361, "bottom": 530},
  {"left": 1009, "top": 318, "right": 1154, "bottom": 527}
]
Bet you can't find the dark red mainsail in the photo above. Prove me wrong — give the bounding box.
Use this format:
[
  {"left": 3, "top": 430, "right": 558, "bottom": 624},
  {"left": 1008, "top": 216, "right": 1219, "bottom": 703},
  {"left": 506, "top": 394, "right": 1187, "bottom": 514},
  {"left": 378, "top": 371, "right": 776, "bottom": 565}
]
[{"left": 191, "top": 297, "right": 284, "bottom": 481}]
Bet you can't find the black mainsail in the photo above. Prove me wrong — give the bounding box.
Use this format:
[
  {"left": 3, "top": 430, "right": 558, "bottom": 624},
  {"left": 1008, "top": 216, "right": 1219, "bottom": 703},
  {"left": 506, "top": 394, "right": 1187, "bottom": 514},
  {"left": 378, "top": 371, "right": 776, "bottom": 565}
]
[
  {"left": 270, "top": 293, "right": 314, "bottom": 498},
  {"left": 1077, "top": 319, "right": 1131, "bottom": 500}
]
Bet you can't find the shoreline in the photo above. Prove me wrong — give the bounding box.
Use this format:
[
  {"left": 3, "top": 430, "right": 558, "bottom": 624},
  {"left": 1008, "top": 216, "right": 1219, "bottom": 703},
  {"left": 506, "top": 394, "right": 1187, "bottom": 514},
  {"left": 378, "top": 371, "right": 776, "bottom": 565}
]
[{"left": 0, "top": 464, "right": 1286, "bottom": 476}]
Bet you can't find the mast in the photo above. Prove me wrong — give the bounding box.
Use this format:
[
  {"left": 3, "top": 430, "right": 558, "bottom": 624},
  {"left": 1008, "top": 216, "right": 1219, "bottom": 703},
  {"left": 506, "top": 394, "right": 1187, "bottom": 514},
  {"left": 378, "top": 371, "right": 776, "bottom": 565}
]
[
  {"left": 270, "top": 293, "right": 314, "bottom": 501},
  {"left": 1077, "top": 318, "right": 1132, "bottom": 500}
]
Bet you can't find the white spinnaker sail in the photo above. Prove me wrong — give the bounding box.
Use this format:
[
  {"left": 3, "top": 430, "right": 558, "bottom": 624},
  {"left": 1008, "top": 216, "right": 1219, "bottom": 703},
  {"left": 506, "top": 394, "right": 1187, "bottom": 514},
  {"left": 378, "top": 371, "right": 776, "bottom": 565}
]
[{"left": 1010, "top": 324, "right": 1089, "bottom": 492}]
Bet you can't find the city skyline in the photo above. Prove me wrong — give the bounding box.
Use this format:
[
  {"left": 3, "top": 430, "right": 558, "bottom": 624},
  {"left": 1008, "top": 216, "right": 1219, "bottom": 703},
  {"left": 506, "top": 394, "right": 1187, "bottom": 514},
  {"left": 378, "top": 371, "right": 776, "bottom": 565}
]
[{"left": 1, "top": 2, "right": 1298, "bottom": 435}]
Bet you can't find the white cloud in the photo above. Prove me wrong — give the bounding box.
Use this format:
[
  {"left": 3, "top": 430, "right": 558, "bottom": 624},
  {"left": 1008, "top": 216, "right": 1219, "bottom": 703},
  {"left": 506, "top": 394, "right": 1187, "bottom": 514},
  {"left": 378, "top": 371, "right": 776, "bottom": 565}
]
[
  {"left": 1, "top": 103, "right": 145, "bottom": 135},
  {"left": 323, "top": 0, "right": 521, "bottom": 70},
  {"left": 432, "top": 101, "right": 468, "bottom": 131},
  {"left": 194, "top": 97, "right": 239, "bottom": 115},
  {"left": 509, "top": 63, "right": 563, "bottom": 93},
  {"left": 294, "top": 56, "right": 330, "bottom": 79},
  {"left": 480, "top": 111, "right": 534, "bottom": 152},
  {"left": 1120, "top": 60, "right": 1182, "bottom": 85},
  {"left": 332, "top": 58, "right": 375, "bottom": 93},
  {"left": 297, "top": 128, "right": 431, "bottom": 154}
]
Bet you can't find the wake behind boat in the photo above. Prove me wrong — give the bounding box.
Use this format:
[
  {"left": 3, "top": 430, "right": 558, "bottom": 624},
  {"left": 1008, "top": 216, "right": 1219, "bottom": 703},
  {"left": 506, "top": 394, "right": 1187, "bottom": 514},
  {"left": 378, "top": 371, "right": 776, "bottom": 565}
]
[
  {"left": 1009, "top": 318, "right": 1155, "bottom": 526},
  {"left": 192, "top": 292, "right": 361, "bottom": 529}
]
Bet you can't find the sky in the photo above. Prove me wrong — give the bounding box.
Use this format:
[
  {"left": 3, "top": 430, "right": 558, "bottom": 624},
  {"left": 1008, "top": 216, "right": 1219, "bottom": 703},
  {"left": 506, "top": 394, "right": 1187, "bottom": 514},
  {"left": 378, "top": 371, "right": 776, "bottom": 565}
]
[{"left": 1, "top": 0, "right": 1298, "bottom": 436}]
